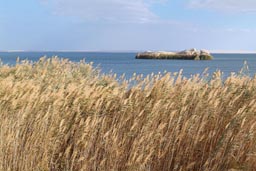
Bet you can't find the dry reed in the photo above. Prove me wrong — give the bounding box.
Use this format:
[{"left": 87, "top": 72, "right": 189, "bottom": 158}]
[{"left": 0, "top": 57, "right": 255, "bottom": 171}]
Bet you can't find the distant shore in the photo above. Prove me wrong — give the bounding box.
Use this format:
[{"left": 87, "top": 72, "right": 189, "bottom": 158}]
[{"left": 0, "top": 50, "right": 255, "bottom": 54}]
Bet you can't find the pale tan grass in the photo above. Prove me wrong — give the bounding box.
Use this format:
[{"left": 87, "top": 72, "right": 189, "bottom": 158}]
[{"left": 0, "top": 57, "right": 256, "bottom": 171}]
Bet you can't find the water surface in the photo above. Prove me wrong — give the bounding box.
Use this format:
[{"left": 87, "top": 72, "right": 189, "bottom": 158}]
[{"left": 0, "top": 52, "right": 255, "bottom": 79}]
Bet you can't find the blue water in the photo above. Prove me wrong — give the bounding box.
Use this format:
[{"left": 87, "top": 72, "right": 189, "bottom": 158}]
[{"left": 0, "top": 52, "right": 255, "bottom": 79}]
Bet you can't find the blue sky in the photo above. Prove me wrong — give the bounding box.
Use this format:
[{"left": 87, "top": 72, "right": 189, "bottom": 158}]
[{"left": 0, "top": 0, "right": 256, "bottom": 52}]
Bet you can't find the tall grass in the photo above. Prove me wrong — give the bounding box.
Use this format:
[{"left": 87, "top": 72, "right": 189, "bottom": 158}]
[{"left": 0, "top": 57, "right": 255, "bottom": 171}]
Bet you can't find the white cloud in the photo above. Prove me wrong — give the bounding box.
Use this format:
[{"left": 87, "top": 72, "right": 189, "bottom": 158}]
[
  {"left": 42, "top": 0, "right": 166, "bottom": 23},
  {"left": 188, "top": 0, "right": 256, "bottom": 12}
]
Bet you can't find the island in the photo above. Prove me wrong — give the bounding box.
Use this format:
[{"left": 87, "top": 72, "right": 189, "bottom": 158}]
[{"left": 135, "top": 48, "right": 213, "bottom": 60}]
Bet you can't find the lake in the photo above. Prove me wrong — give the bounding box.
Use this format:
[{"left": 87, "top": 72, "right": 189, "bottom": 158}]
[{"left": 0, "top": 52, "right": 255, "bottom": 79}]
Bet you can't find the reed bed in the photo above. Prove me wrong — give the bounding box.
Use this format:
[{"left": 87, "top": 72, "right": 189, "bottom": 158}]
[{"left": 0, "top": 57, "right": 255, "bottom": 171}]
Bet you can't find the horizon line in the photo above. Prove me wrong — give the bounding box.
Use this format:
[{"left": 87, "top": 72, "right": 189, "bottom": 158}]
[{"left": 0, "top": 49, "right": 255, "bottom": 54}]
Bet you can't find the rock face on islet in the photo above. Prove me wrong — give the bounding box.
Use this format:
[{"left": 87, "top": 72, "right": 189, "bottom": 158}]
[{"left": 135, "top": 49, "right": 213, "bottom": 60}]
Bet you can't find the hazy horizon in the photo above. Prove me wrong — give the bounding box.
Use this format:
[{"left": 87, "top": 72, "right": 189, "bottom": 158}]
[{"left": 0, "top": 50, "right": 255, "bottom": 54}]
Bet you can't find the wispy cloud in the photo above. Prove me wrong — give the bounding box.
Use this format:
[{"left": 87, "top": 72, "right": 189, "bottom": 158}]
[
  {"left": 42, "top": 0, "right": 167, "bottom": 23},
  {"left": 188, "top": 0, "right": 256, "bottom": 13}
]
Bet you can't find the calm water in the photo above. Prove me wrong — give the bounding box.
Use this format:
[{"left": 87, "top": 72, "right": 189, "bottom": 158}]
[{"left": 0, "top": 52, "right": 256, "bottom": 79}]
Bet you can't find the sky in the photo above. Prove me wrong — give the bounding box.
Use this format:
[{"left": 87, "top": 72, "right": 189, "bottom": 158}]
[{"left": 0, "top": 0, "right": 256, "bottom": 52}]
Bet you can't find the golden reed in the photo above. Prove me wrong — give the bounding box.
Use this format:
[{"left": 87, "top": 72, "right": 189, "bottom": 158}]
[{"left": 0, "top": 57, "right": 255, "bottom": 171}]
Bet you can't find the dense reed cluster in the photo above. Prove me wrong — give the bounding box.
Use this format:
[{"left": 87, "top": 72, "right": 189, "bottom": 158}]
[{"left": 0, "top": 57, "right": 255, "bottom": 171}]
